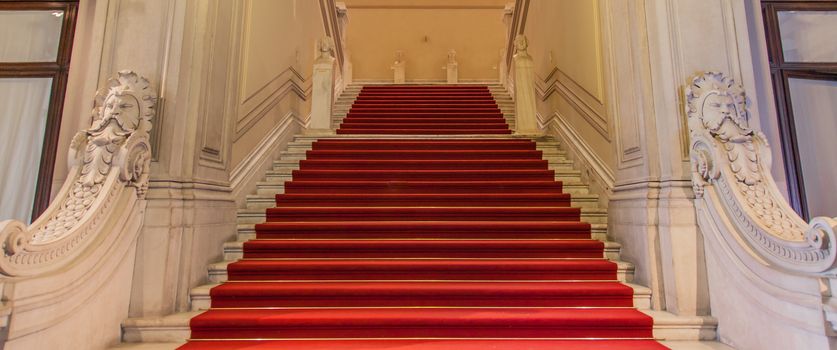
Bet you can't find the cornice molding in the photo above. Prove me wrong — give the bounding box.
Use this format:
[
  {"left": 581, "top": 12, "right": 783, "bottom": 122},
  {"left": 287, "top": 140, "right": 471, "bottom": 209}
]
[{"left": 540, "top": 111, "right": 615, "bottom": 196}]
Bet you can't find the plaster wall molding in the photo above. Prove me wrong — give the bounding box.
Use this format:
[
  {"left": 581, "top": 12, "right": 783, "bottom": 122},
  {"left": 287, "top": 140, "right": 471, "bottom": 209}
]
[
  {"left": 229, "top": 112, "right": 308, "bottom": 206},
  {"left": 541, "top": 111, "right": 615, "bottom": 195},
  {"left": 535, "top": 67, "right": 610, "bottom": 140},
  {"left": 235, "top": 66, "right": 310, "bottom": 140}
]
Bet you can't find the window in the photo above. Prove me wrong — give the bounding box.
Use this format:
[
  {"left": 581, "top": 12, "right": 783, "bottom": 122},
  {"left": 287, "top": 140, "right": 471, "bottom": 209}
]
[
  {"left": 0, "top": 1, "right": 78, "bottom": 222},
  {"left": 761, "top": 0, "right": 837, "bottom": 219}
]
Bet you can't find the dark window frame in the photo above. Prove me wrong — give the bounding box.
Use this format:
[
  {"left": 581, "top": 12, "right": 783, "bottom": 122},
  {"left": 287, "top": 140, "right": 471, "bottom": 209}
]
[
  {"left": 761, "top": 0, "right": 837, "bottom": 220},
  {"left": 0, "top": 0, "right": 78, "bottom": 221}
]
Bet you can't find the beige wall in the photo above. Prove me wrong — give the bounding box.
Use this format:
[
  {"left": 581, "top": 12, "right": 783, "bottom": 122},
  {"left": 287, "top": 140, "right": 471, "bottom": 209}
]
[
  {"left": 230, "top": 0, "right": 324, "bottom": 168},
  {"left": 345, "top": 1, "right": 507, "bottom": 81},
  {"left": 525, "top": 0, "right": 615, "bottom": 168}
]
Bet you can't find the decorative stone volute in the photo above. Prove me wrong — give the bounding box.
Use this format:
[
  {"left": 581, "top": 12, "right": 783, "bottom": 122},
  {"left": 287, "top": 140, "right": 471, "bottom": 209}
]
[
  {"left": 686, "top": 72, "right": 837, "bottom": 274},
  {"left": 0, "top": 70, "right": 156, "bottom": 277}
]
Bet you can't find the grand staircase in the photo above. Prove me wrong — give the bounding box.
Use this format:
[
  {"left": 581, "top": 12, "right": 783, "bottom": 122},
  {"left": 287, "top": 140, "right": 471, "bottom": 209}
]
[{"left": 118, "top": 84, "right": 720, "bottom": 349}]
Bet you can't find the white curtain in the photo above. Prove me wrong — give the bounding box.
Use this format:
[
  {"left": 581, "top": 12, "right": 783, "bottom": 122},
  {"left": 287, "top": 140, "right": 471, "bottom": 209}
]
[
  {"left": 0, "top": 10, "right": 64, "bottom": 223},
  {"left": 789, "top": 78, "right": 837, "bottom": 218},
  {"left": 0, "top": 78, "right": 52, "bottom": 223}
]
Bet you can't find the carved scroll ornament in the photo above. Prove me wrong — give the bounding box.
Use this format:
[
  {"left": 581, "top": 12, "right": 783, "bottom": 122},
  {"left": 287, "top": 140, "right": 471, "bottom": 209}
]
[
  {"left": 0, "top": 70, "right": 156, "bottom": 277},
  {"left": 686, "top": 72, "right": 837, "bottom": 274}
]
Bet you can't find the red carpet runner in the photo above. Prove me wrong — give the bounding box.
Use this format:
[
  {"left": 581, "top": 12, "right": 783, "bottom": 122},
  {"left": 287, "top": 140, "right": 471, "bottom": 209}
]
[{"left": 180, "top": 85, "right": 667, "bottom": 349}]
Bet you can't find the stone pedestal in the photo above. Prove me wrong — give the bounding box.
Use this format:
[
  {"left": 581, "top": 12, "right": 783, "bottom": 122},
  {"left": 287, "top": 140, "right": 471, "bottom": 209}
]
[
  {"left": 392, "top": 61, "right": 406, "bottom": 84},
  {"left": 445, "top": 63, "right": 459, "bottom": 84},
  {"left": 513, "top": 36, "right": 540, "bottom": 135},
  {"left": 309, "top": 56, "right": 336, "bottom": 133}
]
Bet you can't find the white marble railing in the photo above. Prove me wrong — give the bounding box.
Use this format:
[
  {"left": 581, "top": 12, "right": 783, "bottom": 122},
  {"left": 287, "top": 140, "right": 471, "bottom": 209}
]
[
  {"left": 686, "top": 72, "right": 837, "bottom": 342},
  {"left": 0, "top": 71, "right": 155, "bottom": 346}
]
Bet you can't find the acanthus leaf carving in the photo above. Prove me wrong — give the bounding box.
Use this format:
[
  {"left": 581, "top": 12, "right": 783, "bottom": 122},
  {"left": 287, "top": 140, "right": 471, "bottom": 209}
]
[
  {"left": 0, "top": 70, "right": 157, "bottom": 277},
  {"left": 686, "top": 72, "right": 837, "bottom": 274}
]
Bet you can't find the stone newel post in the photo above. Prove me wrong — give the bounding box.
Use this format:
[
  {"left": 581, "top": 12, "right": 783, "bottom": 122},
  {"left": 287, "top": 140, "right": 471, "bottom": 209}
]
[
  {"left": 309, "top": 37, "right": 336, "bottom": 133},
  {"left": 392, "top": 50, "right": 406, "bottom": 84},
  {"left": 513, "top": 35, "right": 540, "bottom": 135},
  {"left": 444, "top": 50, "right": 459, "bottom": 84}
]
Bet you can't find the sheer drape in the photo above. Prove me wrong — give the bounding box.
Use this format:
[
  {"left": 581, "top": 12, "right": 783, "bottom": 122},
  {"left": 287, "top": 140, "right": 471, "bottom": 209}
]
[
  {"left": 0, "top": 10, "right": 63, "bottom": 223},
  {"left": 0, "top": 79, "right": 52, "bottom": 223}
]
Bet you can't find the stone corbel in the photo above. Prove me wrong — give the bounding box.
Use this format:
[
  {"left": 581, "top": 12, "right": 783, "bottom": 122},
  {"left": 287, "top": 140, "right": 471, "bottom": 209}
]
[
  {"left": 0, "top": 70, "right": 156, "bottom": 277},
  {"left": 686, "top": 72, "right": 837, "bottom": 275}
]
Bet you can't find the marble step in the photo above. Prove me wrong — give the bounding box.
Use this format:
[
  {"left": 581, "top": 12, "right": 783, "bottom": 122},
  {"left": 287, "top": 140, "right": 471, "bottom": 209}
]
[
  {"left": 262, "top": 171, "right": 583, "bottom": 186},
  {"left": 284, "top": 140, "right": 562, "bottom": 150},
  {"left": 233, "top": 221, "right": 610, "bottom": 243},
  {"left": 206, "top": 258, "right": 636, "bottom": 284},
  {"left": 250, "top": 180, "right": 593, "bottom": 200},
  {"left": 220, "top": 237, "right": 624, "bottom": 262},
  {"left": 238, "top": 198, "right": 607, "bottom": 222},
  {"left": 291, "top": 134, "right": 560, "bottom": 142},
  {"left": 120, "top": 309, "right": 716, "bottom": 345},
  {"left": 252, "top": 179, "right": 601, "bottom": 209},
  {"left": 275, "top": 148, "right": 568, "bottom": 161},
  {"left": 188, "top": 280, "right": 651, "bottom": 312},
  {"left": 110, "top": 341, "right": 735, "bottom": 350}
]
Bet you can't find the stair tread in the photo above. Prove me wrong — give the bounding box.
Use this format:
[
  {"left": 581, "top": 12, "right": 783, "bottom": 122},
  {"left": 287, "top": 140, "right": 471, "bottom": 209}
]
[
  {"left": 177, "top": 339, "right": 669, "bottom": 350},
  {"left": 187, "top": 308, "right": 654, "bottom": 339},
  {"left": 176, "top": 84, "right": 667, "bottom": 347}
]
